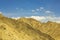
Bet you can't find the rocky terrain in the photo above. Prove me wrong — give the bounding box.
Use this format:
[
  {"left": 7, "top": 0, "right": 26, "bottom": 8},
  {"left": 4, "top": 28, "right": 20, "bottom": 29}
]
[{"left": 0, "top": 14, "right": 60, "bottom": 40}]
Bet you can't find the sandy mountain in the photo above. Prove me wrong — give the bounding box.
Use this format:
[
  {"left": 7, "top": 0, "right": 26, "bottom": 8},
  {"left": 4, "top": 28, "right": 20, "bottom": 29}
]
[
  {"left": 0, "top": 14, "right": 55, "bottom": 40},
  {"left": 18, "top": 18, "right": 60, "bottom": 40}
]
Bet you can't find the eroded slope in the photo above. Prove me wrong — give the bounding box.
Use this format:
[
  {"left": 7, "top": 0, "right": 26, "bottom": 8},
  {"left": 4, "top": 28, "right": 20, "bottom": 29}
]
[
  {"left": 18, "top": 18, "right": 60, "bottom": 40},
  {"left": 0, "top": 14, "right": 55, "bottom": 40}
]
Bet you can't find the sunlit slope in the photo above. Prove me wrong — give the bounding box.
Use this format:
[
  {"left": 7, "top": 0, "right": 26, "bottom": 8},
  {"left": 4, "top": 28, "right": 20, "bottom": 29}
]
[
  {"left": 18, "top": 18, "right": 42, "bottom": 30},
  {"left": 41, "top": 21, "right": 60, "bottom": 40},
  {"left": 0, "top": 14, "right": 54, "bottom": 40},
  {"left": 18, "top": 18, "right": 60, "bottom": 40}
]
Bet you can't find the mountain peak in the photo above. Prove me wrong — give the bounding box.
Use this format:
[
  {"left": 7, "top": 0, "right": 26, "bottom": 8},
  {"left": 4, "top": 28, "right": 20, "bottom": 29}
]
[{"left": 0, "top": 14, "right": 60, "bottom": 40}]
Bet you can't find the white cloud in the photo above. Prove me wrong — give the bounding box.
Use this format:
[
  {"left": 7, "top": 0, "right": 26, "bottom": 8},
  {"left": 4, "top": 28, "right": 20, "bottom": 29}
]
[
  {"left": 36, "top": 9, "right": 40, "bottom": 11},
  {"left": 40, "top": 7, "right": 44, "bottom": 10},
  {"left": 25, "top": 16, "right": 48, "bottom": 22},
  {"left": 31, "top": 7, "right": 54, "bottom": 17},
  {"left": 32, "top": 10, "right": 36, "bottom": 13},
  {"left": 25, "top": 16, "right": 60, "bottom": 23},
  {"left": 0, "top": 11, "right": 2, "bottom": 14},
  {"left": 40, "top": 7, "right": 44, "bottom": 11},
  {"left": 30, "top": 16, "right": 45, "bottom": 20},
  {"left": 32, "top": 10, "right": 35, "bottom": 12},
  {"left": 31, "top": 7, "right": 44, "bottom": 13},
  {"left": 49, "top": 17, "right": 60, "bottom": 23},
  {"left": 11, "top": 17, "right": 20, "bottom": 20},
  {"left": 16, "top": 8, "right": 24, "bottom": 11},
  {"left": 11, "top": 16, "right": 60, "bottom": 23},
  {"left": 45, "top": 10, "right": 55, "bottom": 17},
  {"left": 45, "top": 11, "right": 52, "bottom": 14}
]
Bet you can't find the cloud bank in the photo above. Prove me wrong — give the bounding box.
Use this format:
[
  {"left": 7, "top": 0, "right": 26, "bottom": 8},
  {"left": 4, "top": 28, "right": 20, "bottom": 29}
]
[
  {"left": 12, "top": 16, "right": 60, "bottom": 23},
  {"left": 26, "top": 16, "right": 60, "bottom": 23}
]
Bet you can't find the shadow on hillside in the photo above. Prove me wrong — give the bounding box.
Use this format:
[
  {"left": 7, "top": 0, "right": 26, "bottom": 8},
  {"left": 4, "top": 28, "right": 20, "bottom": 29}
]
[{"left": 27, "top": 25, "right": 55, "bottom": 40}]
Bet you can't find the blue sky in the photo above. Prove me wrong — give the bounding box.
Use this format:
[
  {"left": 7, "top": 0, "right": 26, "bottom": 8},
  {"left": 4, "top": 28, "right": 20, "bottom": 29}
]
[{"left": 0, "top": 0, "right": 60, "bottom": 17}]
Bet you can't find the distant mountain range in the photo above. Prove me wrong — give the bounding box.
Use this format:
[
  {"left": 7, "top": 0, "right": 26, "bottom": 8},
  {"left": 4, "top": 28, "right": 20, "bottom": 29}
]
[{"left": 0, "top": 14, "right": 60, "bottom": 40}]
